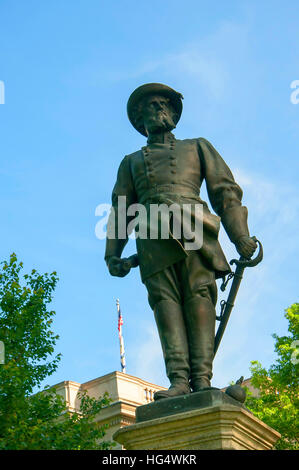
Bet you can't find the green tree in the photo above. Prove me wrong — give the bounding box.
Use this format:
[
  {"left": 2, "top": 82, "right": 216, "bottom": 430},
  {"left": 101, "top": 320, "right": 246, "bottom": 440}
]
[
  {"left": 245, "top": 303, "right": 299, "bottom": 450},
  {"left": 0, "top": 253, "right": 114, "bottom": 450}
]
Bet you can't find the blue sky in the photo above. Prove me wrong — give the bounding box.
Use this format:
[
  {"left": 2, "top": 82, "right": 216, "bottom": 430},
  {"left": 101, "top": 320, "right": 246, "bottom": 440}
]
[{"left": 0, "top": 0, "right": 298, "bottom": 390}]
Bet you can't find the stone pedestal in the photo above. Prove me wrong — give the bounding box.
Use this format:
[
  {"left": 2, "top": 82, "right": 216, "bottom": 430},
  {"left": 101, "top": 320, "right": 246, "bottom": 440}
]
[{"left": 113, "top": 390, "right": 281, "bottom": 450}]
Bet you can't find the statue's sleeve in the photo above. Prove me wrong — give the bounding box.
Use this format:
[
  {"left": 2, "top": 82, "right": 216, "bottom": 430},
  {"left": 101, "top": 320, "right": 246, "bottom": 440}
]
[
  {"left": 105, "top": 155, "right": 137, "bottom": 261},
  {"left": 198, "top": 138, "right": 250, "bottom": 243}
]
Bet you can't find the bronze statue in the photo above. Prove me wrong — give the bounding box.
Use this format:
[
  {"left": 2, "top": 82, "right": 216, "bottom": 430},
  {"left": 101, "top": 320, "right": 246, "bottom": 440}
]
[{"left": 105, "top": 83, "right": 257, "bottom": 400}]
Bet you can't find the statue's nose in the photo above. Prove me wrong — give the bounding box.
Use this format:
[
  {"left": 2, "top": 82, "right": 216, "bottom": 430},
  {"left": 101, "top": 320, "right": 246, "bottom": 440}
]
[{"left": 155, "top": 102, "right": 163, "bottom": 110}]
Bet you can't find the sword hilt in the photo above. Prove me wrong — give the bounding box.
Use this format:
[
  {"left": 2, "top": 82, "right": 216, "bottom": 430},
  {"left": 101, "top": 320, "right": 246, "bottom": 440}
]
[{"left": 230, "top": 236, "right": 263, "bottom": 268}]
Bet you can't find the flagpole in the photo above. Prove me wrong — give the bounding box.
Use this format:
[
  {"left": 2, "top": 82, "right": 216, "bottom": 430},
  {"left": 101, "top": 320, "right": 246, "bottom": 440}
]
[{"left": 116, "top": 299, "right": 126, "bottom": 374}]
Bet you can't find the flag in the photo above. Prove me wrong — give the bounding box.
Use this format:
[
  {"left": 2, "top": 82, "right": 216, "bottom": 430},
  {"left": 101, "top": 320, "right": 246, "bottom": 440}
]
[
  {"left": 117, "top": 303, "right": 123, "bottom": 337},
  {"left": 116, "top": 299, "right": 126, "bottom": 374}
]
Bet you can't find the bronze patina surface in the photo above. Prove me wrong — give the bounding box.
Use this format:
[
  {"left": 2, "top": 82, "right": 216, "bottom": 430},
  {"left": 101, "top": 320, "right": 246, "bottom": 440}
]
[{"left": 105, "top": 83, "right": 257, "bottom": 401}]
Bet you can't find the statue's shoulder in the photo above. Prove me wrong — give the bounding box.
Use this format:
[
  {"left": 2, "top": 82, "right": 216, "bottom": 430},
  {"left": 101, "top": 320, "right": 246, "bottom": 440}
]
[
  {"left": 126, "top": 148, "right": 143, "bottom": 160},
  {"left": 196, "top": 137, "right": 217, "bottom": 154},
  {"left": 118, "top": 150, "right": 140, "bottom": 168},
  {"left": 176, "top": 136, "right": 206, "bottom": 146},
  {"left": 175, "top": 137, "right": 208, "bottom": 155},
  {"left": 178, "top": 137, "right": 217, "bottom": 159},
  {"left": 122, "top": 149, "right": 144, "bottom": 170},
  {"left": 197, "top": 137, "right": 211, "bottom": 146},
  {"left": 116, "top": 150, "right": 142, "bottom": 176}
]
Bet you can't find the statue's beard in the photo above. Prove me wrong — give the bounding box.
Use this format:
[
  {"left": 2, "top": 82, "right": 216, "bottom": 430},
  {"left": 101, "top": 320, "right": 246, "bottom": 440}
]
[{"left": 145, "top": 111, "right": 176, "bottom": 134}]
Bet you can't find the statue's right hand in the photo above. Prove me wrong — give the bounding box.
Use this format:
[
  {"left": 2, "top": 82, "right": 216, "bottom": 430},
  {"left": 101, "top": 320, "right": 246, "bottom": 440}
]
[{"left": 107, "top": 256, "right": 131, "bottom": 278}]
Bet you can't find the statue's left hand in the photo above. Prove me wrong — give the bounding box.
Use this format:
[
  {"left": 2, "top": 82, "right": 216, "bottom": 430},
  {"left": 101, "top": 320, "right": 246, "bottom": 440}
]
[{"left": 235, "top": 235, "right": 257, "bottom": 259}]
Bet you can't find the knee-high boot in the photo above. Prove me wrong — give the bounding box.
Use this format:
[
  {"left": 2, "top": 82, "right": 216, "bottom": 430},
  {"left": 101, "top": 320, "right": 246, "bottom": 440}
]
[
  {"left": 153, "top": 299, "right": 191, "bottom": 400},
  {"left": 183, "top": 295, "right": 216, "bottom": 392}
]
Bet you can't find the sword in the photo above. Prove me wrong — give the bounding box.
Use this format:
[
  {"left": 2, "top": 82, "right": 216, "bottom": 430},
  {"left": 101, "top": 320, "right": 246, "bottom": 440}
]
[
  {"left": 120, "top": 238, "right": 263, "bottom": 358},
  {"left": 214, "top": 236, "right": 263, "bottom": 356}
]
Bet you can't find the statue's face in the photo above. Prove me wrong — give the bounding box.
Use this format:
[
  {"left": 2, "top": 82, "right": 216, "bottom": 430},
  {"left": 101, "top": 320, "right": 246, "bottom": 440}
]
[{"left": 142, "top": 94, "right": 176, "bottom": 135}]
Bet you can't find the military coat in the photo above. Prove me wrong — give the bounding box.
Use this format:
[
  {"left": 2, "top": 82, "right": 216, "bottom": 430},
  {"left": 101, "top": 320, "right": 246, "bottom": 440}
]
[{"left": 105, "top": 132, "right": 249, "bottom": 282}]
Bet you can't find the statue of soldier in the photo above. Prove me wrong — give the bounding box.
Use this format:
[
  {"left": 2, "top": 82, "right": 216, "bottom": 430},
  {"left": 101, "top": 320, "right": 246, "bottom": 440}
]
[{"left": 105, "top": 83, "right": 257, "bottom": 400}]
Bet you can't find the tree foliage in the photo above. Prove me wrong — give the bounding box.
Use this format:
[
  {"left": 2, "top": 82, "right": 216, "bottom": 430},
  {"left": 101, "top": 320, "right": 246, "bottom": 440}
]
[
  {"left": 245, "top": 303, "right": 299, "bottom": 450},
  {"left": 0, "top": 253, "right": 114, "bottom": 450}
]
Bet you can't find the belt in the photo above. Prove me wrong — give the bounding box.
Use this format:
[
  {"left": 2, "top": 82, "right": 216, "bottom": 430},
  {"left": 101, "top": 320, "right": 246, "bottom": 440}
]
[{"left": 139, "top": 184, "right": 199, "bottom": 205}]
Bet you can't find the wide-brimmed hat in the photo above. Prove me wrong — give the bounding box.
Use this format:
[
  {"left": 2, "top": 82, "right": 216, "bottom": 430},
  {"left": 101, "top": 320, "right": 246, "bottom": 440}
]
[{"left": 127, "top": 83, "right": 183, "bottom": 136}]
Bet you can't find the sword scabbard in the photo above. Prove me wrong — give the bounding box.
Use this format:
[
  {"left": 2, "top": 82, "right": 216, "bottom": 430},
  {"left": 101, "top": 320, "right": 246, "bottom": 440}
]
[{"left": 214, "top": 238, "right": 263, "bottom": 356}]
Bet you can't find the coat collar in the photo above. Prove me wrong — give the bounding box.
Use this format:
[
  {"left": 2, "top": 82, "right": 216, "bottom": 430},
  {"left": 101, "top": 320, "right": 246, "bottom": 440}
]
[{"left": 147, "top": 131, "right": 175, "bottom": 145}]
